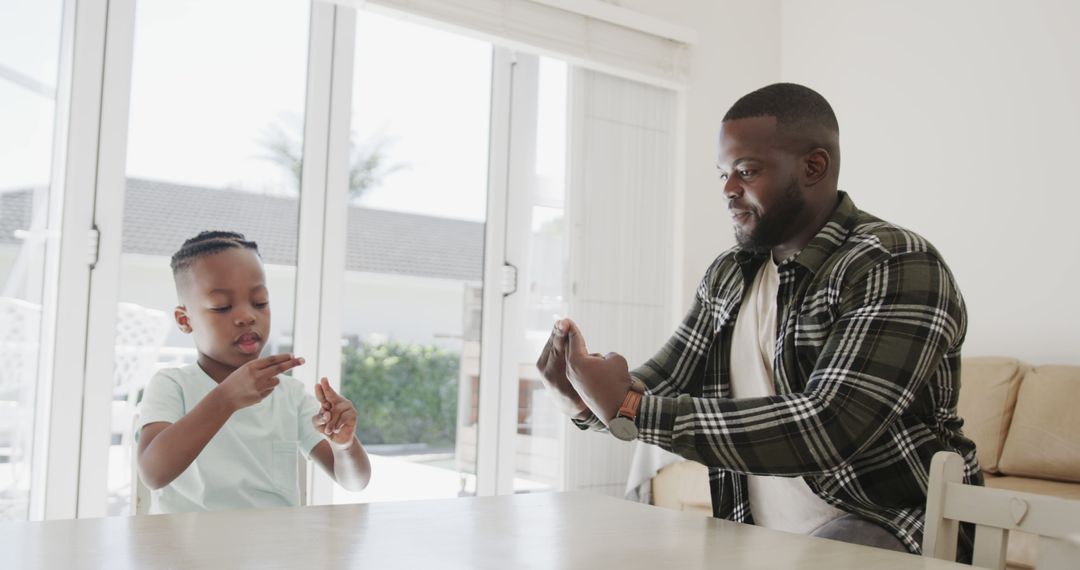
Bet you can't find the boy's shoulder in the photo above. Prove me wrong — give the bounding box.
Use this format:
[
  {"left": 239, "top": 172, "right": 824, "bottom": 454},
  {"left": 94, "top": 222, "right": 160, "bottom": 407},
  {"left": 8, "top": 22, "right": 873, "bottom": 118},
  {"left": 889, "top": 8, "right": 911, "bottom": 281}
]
[
  {"left": 274, "top": 373, "right": 307, "bottom": 396},
  {"left": 150, "top": 364, "right": 203, "bottom": 386},
  {"left": 149, "top": 365, "right": 311, "bottom": 401}
]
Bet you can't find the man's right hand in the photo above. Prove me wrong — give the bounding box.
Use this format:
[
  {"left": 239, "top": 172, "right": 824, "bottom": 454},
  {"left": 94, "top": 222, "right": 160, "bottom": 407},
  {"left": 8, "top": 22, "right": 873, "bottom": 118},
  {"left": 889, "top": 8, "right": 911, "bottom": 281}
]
[
  {"left": 217, "top": 353, "right": 305, "bottom": 411},
  {"left": 536, "top": 319, "right": 590, "bottom": 418}
]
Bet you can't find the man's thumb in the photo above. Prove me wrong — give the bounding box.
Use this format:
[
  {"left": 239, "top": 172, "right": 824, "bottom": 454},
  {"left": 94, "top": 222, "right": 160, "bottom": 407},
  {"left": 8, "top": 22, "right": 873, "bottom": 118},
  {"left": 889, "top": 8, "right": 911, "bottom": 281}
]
[{"left": 566, "top": 328, "right": 588, "bottom": 359}]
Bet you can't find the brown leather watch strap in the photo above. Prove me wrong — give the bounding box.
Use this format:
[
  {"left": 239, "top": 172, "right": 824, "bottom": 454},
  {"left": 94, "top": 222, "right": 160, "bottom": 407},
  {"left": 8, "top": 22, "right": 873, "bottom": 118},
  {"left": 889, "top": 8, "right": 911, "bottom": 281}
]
[{"left": 617, "top": 390, "right": 643, "bottom": 421}]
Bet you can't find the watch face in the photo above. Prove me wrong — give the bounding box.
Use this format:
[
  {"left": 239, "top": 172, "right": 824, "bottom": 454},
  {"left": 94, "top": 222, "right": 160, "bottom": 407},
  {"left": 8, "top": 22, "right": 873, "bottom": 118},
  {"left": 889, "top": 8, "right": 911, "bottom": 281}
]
[{"left": 609, "top": 417, "right": 638, "bottom": 441}]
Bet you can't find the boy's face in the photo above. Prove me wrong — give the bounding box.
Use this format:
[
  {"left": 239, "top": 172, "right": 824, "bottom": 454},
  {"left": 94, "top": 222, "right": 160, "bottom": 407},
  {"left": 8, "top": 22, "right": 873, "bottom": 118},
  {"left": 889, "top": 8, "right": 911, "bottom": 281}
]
[{"left": 174, "top": 248, "right": 271, "bottom": 370}]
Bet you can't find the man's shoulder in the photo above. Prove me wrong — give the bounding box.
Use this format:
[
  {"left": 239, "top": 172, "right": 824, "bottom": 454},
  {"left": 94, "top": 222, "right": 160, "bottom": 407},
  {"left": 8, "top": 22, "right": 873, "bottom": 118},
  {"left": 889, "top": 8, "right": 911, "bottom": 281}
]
[
  {"left": 699, "top": 246, "right": 746, "bottom": 293},
  {"left": 704, "top": 245, "right": 744, "bottom": 276},
  {"left": 830, "top": 208, "right": 950, "bottom": 276}
]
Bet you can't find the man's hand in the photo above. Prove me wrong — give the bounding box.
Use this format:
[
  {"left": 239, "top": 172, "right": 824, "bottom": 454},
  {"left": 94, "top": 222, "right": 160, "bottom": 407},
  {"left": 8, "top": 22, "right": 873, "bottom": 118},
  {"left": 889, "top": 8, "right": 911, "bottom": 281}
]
[
  {"left": 217, "top": 353, "right": 305, "bottom": 411},
  {"left": 312, "top": 377, "right": 359, "bottom": 448},
  {"left": 536, "top": 319, "right": 589, "bottom": 418},
  {"left": 564, "top": 320, "right": 632, "bottom": 424}
]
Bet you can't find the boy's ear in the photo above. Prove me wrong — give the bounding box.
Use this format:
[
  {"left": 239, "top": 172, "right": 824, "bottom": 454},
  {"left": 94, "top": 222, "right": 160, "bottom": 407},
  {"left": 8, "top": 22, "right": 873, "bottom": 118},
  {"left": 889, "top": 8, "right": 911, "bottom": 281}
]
[{"left": 174, "top": 306, "right": 192, "bottom": 334}]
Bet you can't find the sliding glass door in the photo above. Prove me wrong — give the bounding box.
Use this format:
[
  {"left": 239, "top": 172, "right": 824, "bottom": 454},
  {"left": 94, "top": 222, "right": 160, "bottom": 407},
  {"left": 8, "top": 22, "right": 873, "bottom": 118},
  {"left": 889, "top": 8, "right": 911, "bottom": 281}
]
[
  {"left": 80, "top": 0, "right": 313, "bottom": 516},
  {"left": 330, "top": 9, "right": 494, "bottom": 504},
  {"left": 0, "top": 0, "right": 68, "bottom": 522},
  {"left": 76, "top": 0, "right": 587, "bottom": 515}
]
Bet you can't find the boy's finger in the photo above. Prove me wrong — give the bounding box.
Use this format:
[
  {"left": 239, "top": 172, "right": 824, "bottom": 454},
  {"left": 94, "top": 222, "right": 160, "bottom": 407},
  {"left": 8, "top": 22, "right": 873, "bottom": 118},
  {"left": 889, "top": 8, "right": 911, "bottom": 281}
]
[
  {"left": 314, "top": 381, "right": 327, "bottom": 405},
  {"left": 332, "top": 409, "right": 357, "bottom": 434},
  {"left": 325, "top": 401, "right": 353, "bottom": 434},
  {"left": 260, "top": 357, "right": 305, "bottom": 378},
  {"left": 254, "top": 353, "right": 295, "bottom": 370},
  {"left": 337, "top": 410, "right": 357, "bottom": 433},
  {"left": 320, "top": 378, "right": 342, "bottom": 402}
]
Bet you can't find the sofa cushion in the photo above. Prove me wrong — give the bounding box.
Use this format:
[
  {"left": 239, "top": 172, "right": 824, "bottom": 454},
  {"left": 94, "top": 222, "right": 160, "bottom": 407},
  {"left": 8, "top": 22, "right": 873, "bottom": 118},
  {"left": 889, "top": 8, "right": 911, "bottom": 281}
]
[
  {"left": 651, "top": 460, "right": 710, "bottom": 514},
  {"left": 957, "top": 357, "right": 1028, "bottom": 473},
  {"left": 983, "top": 474, "right": 1080, "bottom": 569},
  {"left": 998, "top": 365, "right": 1080, "bottom": 483}
]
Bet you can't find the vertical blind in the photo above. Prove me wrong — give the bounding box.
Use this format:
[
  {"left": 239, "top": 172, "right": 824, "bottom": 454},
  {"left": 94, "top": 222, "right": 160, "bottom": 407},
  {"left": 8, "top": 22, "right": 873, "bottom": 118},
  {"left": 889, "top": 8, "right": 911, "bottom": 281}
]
[{"left": 563, "top": 67, "right": 677, "bottom": 496}]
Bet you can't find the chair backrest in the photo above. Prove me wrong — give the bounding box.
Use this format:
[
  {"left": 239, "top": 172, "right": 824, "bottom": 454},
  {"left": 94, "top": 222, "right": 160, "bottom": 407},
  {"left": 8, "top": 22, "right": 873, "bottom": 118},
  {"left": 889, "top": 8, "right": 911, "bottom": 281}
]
[
  {"left": 114, "top": 302, "right": 171, "bottom": 403},
  {"left": 923, "top": 451, "right": 1080, "bottom": 569},
  {"left": 0, "top": 297, "right": 41, "bottom": 398},
  {"left": 130, "top": 412, "right": 152, "bottom": 515}
]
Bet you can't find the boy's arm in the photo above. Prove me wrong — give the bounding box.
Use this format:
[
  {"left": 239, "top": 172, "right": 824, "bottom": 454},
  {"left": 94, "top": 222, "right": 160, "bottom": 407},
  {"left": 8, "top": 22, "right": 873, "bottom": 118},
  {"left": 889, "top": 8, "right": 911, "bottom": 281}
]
[
  {"left": 137, "top": 389, "right": 237, "bottom": 490},
  {"left": 138, "top": 354, "right": 304, "bottom": 489},
  {"left": 309, "top": 438, "right": 372, "bottom": 492},
  {"left": 307, "top": 377, "right": 371, "bottom": 492}
]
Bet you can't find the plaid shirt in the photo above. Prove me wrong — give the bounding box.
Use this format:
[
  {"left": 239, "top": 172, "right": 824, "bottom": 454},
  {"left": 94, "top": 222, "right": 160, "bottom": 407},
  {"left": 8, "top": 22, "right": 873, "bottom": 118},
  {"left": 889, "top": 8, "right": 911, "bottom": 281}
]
[{"left": 580, "top": 192, "right": 981, "bottom": 556}]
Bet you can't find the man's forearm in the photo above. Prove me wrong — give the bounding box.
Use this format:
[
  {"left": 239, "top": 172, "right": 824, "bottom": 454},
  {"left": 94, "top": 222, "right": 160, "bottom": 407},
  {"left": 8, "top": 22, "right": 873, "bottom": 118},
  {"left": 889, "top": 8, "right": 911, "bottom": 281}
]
[
  {"left": 139, "top": 388, "right": 235, "bottom": 489},
  {"left": 330, "top": 436, "right": 371, "bottom": 492}
]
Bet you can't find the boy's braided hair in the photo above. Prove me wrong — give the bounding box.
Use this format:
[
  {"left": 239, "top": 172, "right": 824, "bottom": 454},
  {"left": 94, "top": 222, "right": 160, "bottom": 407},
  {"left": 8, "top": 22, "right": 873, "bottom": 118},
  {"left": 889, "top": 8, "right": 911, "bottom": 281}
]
[{"left": 171, "top": 231, "right": 260, "bottom": 276}]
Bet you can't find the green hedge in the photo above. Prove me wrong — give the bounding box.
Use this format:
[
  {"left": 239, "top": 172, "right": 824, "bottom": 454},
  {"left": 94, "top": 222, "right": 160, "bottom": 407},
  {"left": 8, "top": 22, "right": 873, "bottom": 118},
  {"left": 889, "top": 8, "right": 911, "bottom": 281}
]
[{"left": 339, "top": 341, "right": 460, "bottom": 449}]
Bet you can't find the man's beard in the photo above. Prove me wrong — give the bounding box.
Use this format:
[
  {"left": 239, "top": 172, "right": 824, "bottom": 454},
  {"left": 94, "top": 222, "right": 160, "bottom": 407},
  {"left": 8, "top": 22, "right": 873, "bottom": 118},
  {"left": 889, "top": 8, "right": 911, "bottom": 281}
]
[{"left": 734, "top": 179, "right": 805, "bottom": 254}]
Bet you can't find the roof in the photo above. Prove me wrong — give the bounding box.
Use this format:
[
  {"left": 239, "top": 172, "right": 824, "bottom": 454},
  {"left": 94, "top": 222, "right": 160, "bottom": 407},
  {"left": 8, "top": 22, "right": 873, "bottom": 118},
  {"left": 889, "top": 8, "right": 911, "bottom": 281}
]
[{"left": 0, "top": 178, "right": 484, "bottom": 282}]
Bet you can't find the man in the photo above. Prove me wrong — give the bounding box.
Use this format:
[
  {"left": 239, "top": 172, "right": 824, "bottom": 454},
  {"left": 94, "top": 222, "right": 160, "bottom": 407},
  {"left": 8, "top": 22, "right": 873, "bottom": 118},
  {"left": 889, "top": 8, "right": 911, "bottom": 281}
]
[{"left": 536, "top": 83, "right": 980, "bottom": 560}]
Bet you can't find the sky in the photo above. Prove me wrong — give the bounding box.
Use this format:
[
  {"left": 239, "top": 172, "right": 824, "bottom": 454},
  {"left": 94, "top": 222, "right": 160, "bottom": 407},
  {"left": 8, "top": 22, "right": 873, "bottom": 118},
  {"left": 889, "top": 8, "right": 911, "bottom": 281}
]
[
  {"left": 1, "top": 0, "right": 566, "bottom": 223},
  {"left": 0, "top": 0, "right": 65, "bottom": 193}
]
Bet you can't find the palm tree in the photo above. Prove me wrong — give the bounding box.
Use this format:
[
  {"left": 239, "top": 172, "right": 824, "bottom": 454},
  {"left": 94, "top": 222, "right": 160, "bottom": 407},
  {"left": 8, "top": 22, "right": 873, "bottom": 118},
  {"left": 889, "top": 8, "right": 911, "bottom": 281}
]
[{"left": 258, "top": 113, "right": 407, "bottom": 200}]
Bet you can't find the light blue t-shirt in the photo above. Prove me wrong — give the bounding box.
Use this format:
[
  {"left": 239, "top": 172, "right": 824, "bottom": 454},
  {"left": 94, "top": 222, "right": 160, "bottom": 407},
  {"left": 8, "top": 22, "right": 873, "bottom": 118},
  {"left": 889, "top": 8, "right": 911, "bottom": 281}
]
[{"left": 136, "top": 364, "right": 326, "bottom": 514}]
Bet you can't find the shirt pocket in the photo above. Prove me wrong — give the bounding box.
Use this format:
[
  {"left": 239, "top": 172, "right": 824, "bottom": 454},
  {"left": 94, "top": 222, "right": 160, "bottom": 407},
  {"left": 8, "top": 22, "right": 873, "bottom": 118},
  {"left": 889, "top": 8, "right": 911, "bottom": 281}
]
[{"left": 271, "top": 440, "right": 300, "bottom": 496}]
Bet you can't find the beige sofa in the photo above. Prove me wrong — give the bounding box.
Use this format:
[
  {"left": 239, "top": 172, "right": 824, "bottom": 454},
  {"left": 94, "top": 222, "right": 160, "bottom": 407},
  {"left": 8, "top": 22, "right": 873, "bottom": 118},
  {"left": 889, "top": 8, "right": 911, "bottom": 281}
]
[{"left": 650, "top": 357, "right": 1080, "bottom": 568}]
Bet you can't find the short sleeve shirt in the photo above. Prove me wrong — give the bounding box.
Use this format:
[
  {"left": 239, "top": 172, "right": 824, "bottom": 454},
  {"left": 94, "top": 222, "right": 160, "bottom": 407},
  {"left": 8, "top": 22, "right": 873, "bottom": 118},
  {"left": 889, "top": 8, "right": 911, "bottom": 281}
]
[{"left": 137, "top": 364, "right": 325, "bottom": 514}]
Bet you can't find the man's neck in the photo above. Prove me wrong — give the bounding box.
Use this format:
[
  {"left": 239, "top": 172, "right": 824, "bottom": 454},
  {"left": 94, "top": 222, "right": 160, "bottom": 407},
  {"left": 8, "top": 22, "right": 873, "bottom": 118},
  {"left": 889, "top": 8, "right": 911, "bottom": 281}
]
[{"left": 771, "top": 191, "right": 840, "bottom": 261}]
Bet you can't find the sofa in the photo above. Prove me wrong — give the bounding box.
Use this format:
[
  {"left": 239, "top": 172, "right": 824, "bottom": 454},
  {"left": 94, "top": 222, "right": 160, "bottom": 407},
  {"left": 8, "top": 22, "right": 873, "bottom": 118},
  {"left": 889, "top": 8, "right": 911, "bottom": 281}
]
[{"left": 649, "top": 356, "right": 1080, "bottom": 568}]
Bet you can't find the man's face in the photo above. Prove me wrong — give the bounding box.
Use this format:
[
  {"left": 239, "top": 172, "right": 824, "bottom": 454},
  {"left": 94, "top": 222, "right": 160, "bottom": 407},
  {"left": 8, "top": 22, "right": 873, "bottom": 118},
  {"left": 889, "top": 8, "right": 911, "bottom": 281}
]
[
  {"left": 176, "top": 248, "right": 271, "bottom": 369},
  {"left": 716, "top": 116, "right": 805, "bottom": 254}
]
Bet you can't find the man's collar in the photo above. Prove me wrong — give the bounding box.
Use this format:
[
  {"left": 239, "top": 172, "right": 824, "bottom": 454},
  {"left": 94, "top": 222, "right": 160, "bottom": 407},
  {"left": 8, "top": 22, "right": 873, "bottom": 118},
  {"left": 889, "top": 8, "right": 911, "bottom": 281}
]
[{"left": 733, "top": 191, "right": 857, "bottom": 276}]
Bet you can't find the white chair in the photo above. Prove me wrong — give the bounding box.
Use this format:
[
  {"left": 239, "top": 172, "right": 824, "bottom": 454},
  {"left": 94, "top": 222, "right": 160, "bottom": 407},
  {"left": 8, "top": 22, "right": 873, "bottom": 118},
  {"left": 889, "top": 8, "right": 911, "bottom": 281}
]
[
  {"left": 923, "top": 451, "right": 1080, "bottom": 569},
  {"left": 0, "top": 298, "right": 42, "bottom": 516},
  {"left": 113, "top": 302, "right": 170, "bottom": 497},
  {"left": 129, "top": 412, "right": 151, "bottom": 515}
]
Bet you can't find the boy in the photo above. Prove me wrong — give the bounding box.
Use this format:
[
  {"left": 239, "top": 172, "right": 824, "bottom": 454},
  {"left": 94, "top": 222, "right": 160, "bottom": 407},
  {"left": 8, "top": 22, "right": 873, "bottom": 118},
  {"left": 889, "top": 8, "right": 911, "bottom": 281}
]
[{"left": 137, "top": 231, "right": 371, "bottom": 513}]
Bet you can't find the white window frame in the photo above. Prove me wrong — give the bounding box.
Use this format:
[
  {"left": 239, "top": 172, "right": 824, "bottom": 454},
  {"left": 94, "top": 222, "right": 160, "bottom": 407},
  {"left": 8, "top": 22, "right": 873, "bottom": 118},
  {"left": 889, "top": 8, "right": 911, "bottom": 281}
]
[{"left": 37, "top": 0, "right": 115, "bottom": 520}]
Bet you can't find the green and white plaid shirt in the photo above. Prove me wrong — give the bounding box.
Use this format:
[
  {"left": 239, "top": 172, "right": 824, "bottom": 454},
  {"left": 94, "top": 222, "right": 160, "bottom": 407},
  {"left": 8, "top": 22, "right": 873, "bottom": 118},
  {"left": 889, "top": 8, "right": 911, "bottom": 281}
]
[{"left": 580, "top": 192, "right": 981, "bottom": 556}]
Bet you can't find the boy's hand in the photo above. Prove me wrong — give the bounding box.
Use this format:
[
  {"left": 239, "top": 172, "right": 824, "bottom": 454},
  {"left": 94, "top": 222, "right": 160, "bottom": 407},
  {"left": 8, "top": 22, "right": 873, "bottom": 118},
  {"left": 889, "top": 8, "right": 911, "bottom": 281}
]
[
  {"left": 312, "top": 377, "right": 358, "bottom": 448},
  {"left": 217, "top": 353, "right": 305, "bottom": 411}
]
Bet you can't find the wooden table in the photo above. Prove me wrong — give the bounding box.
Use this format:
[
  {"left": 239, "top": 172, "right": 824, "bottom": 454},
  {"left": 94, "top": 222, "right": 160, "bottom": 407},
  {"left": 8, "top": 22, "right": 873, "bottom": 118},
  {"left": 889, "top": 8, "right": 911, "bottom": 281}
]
[{"left": 2, "top": 492, "right": 970, "bottom": 569}]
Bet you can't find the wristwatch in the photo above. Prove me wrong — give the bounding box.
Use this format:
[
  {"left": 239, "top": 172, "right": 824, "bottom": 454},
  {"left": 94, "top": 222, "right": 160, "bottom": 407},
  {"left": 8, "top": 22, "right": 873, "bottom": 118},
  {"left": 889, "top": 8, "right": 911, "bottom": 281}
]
[{"left": 609, "top": 379, "right": 645, "bottom": 441}]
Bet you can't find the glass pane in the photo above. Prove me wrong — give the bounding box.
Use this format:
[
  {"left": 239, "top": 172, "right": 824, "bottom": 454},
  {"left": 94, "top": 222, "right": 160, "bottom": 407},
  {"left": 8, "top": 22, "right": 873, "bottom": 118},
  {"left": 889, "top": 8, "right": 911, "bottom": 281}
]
[
  {"left": 0, "top": 0, "right": 67, "bottom": 521},
  {"left": 106, "top": 0, "right": 310, "bottom": 515},
  {"left": 333, "top": 10, "right": 492, "bottom": 504},
  {"left": 512, "top": 57, "right": 569, "bottom": 493}
]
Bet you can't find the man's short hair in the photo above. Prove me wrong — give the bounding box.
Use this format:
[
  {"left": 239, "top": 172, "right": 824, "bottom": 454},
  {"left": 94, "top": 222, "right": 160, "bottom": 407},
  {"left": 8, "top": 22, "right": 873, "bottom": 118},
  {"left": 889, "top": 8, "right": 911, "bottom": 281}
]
[
  {"left": 723, "top": 83, "right": 839, "bottom": 134},
  {"left": 170, "top": 231, "right": 260, "bottom": 278}
]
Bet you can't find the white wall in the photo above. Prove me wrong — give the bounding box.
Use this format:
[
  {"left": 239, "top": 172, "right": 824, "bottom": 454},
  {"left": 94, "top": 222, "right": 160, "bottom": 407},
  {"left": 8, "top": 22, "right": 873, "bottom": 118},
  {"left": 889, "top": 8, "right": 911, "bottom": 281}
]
[
  {"left": 780, "top": 0, "right": 1080, "bottom": 364},
  {"left": 603, "top": 0, "right": 782, "bottom": 315}
]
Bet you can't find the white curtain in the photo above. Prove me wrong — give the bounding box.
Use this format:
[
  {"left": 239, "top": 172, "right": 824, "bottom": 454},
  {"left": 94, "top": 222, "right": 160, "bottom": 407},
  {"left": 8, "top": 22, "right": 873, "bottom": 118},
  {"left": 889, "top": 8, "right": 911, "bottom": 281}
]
[
  {"left": 562, "top": 67, "right": 677, "bottom": 497},
  {"left": 334, "top": 0, "right": 690, "bottom": 87}
]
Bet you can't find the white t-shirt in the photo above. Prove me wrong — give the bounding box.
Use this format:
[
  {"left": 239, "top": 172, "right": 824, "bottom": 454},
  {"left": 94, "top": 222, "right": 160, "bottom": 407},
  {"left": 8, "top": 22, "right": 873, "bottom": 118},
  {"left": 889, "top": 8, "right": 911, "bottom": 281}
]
[
  {"left": 729, "top": 258, "right": 847, "bottom": 535},
  {"left": 136, "top": 364, "right": 326, "bottom": 514}
]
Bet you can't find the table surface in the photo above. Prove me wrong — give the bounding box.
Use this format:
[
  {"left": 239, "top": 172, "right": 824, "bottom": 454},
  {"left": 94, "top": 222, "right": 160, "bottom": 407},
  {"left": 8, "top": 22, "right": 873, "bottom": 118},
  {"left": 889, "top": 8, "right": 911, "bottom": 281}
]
[{"left": 2, "top": 492, "right": 970, "bottom": 569}]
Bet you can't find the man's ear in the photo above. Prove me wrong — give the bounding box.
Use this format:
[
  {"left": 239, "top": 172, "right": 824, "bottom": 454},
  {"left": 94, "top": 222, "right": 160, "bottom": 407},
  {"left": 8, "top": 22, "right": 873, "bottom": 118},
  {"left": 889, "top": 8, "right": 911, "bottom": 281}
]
[
  {"left": 802, "top": 148, "right": 831, "bottom": 187},
  {"left": 175, "top": 306, "right": 192, "bottom": 334}
]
